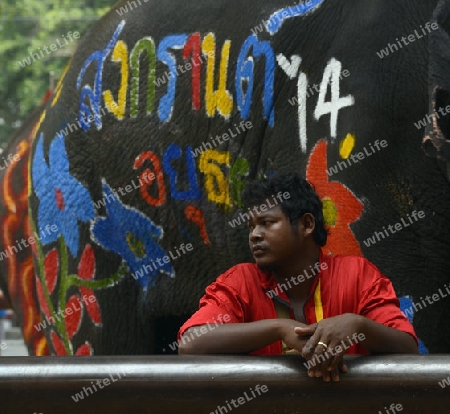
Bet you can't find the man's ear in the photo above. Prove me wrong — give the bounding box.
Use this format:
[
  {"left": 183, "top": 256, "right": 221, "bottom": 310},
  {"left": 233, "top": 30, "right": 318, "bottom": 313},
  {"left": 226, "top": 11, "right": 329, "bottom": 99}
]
[{"left": 299, "top": 213, "right": 316, "bottom": 237}]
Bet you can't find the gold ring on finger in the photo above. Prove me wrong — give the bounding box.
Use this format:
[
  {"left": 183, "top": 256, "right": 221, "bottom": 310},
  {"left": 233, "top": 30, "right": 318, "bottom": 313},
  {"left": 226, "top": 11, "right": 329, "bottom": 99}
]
[{"left": 317, "top": 341, "right": 328, "bottom": 349}]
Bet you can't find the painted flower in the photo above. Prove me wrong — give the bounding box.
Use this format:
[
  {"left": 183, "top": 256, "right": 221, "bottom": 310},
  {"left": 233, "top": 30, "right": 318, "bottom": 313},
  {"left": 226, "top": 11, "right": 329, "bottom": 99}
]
[
  {"left": 49, "top": 293, "right": 88, "bottom": 355},
  {"left": 91, "top": 181, "right": 174, "bottom": 289},
  {"left": 306, "top": 140, "right": 363, "bottom": 256},
  {"left": 75, "top": 342, "right": 93, "bottom": 356},
  {"left": 36, "top": 249, "right": 59, "bottom": 318},
  {"left": 77, "top": 244, "right": 101, "bottom": 325},
  {"left": 51, "top": 332, "right": 67, "bottom": 356},
  {"left": 65, "top": 295, "right": 82, "bottom": 339},
  {"left": 37, "top": 245, "right": 99, "bottom": 355},
  {"left": 32, "top": 133, "right": 94, "bottom": 257},
  {"left": 51, "top": 331, "right": 93, "bottom": 356}
]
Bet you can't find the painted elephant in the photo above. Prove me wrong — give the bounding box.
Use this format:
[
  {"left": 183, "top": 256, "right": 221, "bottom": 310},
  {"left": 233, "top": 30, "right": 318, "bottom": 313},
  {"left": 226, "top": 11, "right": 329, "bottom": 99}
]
[{"left": 3, "top": 0, "right": 450, "bottom": 355}]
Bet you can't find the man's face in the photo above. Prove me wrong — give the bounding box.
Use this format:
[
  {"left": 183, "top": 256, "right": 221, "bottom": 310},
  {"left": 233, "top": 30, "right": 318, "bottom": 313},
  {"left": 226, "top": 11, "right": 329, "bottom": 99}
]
[{"left": 248, "top": 205, "right": 303, "bottom": 270}]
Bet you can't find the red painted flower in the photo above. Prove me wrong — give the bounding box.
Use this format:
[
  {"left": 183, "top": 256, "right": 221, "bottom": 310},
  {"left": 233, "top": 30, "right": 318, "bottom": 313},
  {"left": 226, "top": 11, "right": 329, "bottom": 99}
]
[
  {"left": 51, "top": 331, "right": 67, "bottom": 356},
  {"left": 306, "top": 140, "right": 363, "bottom": 256},
  {"left": 51, "top": 331, "right": 92, "bottom": 356},
  {"left": 65, "top": 295, "right": 83, "bottom": 340},
  {"left": 77, "top": 245, "right": 101, "bottom": 325},
  {"left": 75, "top": 342, "right": 93, "bottom": 356},
  {"left": 36, "top": 249, "right": 59, "bottom": 318}
]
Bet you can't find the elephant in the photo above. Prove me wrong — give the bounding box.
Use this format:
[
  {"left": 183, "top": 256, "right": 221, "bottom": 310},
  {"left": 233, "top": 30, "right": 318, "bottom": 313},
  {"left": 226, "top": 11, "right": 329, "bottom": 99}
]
[{"left": 2, "top": 0, "right": 450, "bottom": 355}]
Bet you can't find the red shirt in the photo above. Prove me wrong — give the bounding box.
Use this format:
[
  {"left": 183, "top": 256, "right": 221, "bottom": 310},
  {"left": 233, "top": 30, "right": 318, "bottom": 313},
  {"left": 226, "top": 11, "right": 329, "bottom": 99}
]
[{"left": 178, "top": 250, "right": 418, "bottom": 355}]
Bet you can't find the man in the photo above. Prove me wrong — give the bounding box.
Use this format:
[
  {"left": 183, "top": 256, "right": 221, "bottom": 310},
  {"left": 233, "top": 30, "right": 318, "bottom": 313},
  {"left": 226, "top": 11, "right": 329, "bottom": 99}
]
[{"left": 178, "top": 173, "right": 418, "bottom": 382}]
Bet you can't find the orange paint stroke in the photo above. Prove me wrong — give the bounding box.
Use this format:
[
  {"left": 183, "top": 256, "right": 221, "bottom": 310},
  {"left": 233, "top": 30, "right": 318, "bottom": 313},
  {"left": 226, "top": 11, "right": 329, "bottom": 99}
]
[
  {"left": 306, "top": 140, "right": 363, "bottom": 256},
  {"left": 184, "top": 205, "right": 210, "bottom": 245},
  {"left": 0, "top": 124, "right": 49, "bottom": 355}
]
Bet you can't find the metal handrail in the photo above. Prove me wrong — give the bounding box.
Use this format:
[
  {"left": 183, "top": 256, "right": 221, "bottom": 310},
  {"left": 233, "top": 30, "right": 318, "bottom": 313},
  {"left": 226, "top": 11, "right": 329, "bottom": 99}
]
[{"left": 0, "top": 355, "right": 448, "bottom": 413}]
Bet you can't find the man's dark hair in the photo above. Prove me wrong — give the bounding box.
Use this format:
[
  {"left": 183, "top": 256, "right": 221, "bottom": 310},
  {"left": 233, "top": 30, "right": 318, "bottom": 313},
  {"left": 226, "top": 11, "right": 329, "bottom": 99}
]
[{"left": 242, "top": 172, "right": 328, "bottom": 246}]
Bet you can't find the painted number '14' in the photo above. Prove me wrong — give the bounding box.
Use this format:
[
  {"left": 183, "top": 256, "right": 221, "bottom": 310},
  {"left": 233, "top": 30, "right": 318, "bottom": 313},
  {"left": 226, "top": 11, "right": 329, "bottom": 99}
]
[{"left": 278, "top": 55, "right": 354, "bottom": 153}]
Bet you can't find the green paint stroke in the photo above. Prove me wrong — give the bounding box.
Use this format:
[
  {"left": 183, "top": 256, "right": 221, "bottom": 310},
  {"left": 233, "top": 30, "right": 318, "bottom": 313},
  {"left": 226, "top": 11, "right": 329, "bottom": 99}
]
[
  {"left": 30, "top": 216, "right": 125, "bottom": 355},
  {"left": 230, "top": 157, "right": 249, "bottom": 208},
  {"left": 130, "top": 37, "right": 156, "bottom": 117}
]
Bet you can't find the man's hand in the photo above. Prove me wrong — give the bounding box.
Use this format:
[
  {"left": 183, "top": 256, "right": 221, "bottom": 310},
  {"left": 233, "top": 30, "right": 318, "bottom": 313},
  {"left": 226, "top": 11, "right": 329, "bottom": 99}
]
[
  {"left": 278, "top": 319, "right": 316, "bottom": 353},
  {"left": 294, "top": 313, "right": 360, "bottom": 382}
]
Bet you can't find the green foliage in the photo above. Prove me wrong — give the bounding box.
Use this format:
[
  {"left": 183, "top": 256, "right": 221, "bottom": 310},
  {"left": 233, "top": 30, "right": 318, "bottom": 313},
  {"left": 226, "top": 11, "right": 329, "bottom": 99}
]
[{"left": 0, "top": 0, "right": 113, "bottom": 148}]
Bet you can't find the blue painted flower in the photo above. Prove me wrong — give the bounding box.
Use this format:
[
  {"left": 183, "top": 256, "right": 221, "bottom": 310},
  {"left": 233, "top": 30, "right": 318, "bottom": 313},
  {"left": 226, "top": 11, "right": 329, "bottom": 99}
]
[
  {"left": 91, "top": 181, "right": 174, "bottom": 289},
  {"left": 399, "top": 296, "right": 429, "bottom": 354},
  {"left": 32, "top": 133, "right": 95, "bottom": 257}
]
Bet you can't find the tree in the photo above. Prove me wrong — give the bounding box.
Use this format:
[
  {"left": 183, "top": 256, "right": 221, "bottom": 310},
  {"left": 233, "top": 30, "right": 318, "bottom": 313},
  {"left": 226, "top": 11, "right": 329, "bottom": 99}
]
[{"left": 0, "top": 0, "right": 112, "bottom": 148}]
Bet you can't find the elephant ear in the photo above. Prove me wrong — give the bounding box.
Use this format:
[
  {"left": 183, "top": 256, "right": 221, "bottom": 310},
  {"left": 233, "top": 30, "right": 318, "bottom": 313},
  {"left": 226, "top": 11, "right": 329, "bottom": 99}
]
[{"left": 424, "top": 0, "right": 450, "bottom": 177}]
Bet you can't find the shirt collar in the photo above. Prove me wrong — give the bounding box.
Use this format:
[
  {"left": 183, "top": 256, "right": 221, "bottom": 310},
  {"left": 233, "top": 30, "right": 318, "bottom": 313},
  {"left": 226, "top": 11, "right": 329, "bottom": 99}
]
[{"left": 260, "top": 248, "right": 326, "bottom": 301}]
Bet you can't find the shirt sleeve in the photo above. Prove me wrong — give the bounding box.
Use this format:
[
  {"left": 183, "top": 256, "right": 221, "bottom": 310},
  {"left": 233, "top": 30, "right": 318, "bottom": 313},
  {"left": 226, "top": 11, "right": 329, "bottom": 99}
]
[
  {"left": 357, "top": 260, "right": 418, "bottom": 345},
  {"left": 178, "top": 268, "right": 246, "bottom": 341}
]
